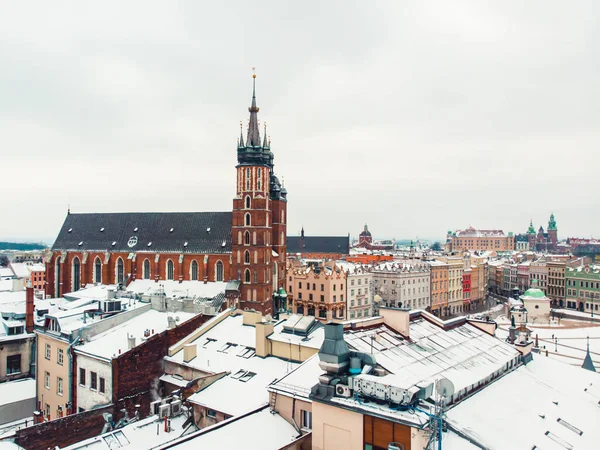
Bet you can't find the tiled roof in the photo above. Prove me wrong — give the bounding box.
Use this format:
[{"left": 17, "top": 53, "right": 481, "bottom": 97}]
[
  {"left": 287, "top": 236, "right": 350, "bottom": 255},
  {"left": 52, "top": 212, "right": 232, "bottom": 254}
]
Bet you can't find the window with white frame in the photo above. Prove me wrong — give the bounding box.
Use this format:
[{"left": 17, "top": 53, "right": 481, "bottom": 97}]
[
  {"left": 191, "top": 260, "right": 199, "bottom": 281},
  {"left": 45, "top": 343, "right": 51, "bottom": 360},
  {"left": 57, "top": 348, "right": 64, "bottom": 366},
  {"left": 301, "top": 410, "right": 312, "bottom": 430},
  {"left": 45, "top": 371, "right": 50, "bottom": 389},
  {"left": 57, "top": 377, "right": 63, "bottom": 395}
]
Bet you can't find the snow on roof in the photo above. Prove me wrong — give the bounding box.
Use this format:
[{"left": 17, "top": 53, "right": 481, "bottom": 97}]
[
  {"left": 186, "top": 354, "right": 296, "bottom": 417},
  {"left": 446, "top": 356, "right": 600, "bottom": 450},
  {"left": 269, "top": 354, "right": 323, "bottom": 398},
  {"left": 165, "top": 314, "right": 258, "bottom": 374},
  {"left": 157, "top": 406, "right": 300, "bottom": 450},
  {"left": 442, "top": 432, "right": 480, "bottom": 450},
  {"left": 8, "top": 264, "right": 31, "bottom": 279},
  {"left": 75, "top": 309, "right": 197, "bottom": 360},
  {"left": 0, "top": 268, "right": 15, "bottom": 278},
  {"left": 62, "top": 409, "right": 191, "bottom": 449},
  {"left": 269, "top": 317, "right": 324, "bottom": 350},
  {"left": 127, "top": 280, "right": 228, "bottom": 299},
  {"left": 496, "top": 323, "right": 600, "bottom": 368},
  {"left": 344, "top": 319, "right": 519, "bottom": 398},
  {"left": 0, "top": 378, "right": 35, "bottom": 405}
]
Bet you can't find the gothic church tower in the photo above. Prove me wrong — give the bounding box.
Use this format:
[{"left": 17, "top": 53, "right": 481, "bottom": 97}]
[{"left": 231, "top": 74, "right": 287, "bottom": 315}]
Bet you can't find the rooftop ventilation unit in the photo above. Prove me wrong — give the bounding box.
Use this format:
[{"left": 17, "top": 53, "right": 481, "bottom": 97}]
[
  {"left": 158, "top": 404, "right": 170, "bottom": 419},
  {"left": 150, "top": 400, "right": 162, "bottom": 416},
  {"left": 335, "top": 384, "right": 352, "bottom": 398},
  {"left": 170, "top": 400, "right": 182, "bottom": 417}
]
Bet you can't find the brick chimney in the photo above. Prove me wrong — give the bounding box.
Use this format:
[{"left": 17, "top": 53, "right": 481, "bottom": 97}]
[{"left": 26, "top": 280, "right": 35, "bottom": 333}]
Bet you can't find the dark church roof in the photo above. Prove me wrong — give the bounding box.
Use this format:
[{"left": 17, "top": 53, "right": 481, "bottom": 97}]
[
  {"left": 52, "top": 212, "right": 232, "bottom": 254},
  {"left": 287, "top": 236, "right": 350, "bottom": 255}
]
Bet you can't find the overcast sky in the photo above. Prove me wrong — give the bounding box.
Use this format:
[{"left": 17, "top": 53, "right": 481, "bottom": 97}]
[{"left": 2, "top": 1, "right": 599, "bottom": 244}]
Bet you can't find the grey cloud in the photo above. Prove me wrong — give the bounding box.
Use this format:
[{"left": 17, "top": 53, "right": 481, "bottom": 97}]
[{"left": 1, "top": 0, "right": 599, "bottom": 243}]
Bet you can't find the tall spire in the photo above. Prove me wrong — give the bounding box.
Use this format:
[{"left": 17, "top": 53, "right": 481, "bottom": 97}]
[
  {"left": 246, "top": 72, "right": 261, "bottom": 147},
  {"left": 263, "top": 122, "right": 269, "bottom": 148},
  {"left": 238, "top": 121, "right": 245, "bottom": 148}
]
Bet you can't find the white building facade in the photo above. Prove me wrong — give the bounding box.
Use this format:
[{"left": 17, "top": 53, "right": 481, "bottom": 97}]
[
  {"left": 346, "top": 268, "right": 373, "bottom": 319},
  {"left": 372, "top": 262, "right": 431, "bottom": 311}
]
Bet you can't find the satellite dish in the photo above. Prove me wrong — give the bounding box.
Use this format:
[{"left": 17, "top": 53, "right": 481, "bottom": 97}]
[{"left": 436, "top": 378, "right": 455, "bottom": 398}]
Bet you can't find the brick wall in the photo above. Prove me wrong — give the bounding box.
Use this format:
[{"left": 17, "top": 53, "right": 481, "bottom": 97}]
[
  {"left": 15, "top": 404, "right": 112, "bottom": 450},
  {"left": 112, "top": 313, "right": 209, "bottom": 402}
]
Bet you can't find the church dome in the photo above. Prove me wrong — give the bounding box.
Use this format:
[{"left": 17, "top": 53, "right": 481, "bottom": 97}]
[
  {"left": 359, "top": 224, "right": 372, "bottom": 237},
  {"left": 522, "top": 288, "right": 547, "bottom": 299}
]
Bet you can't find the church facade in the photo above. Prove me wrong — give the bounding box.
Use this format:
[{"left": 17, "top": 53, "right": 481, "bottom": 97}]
[{"left": 46, "top": 76, "right": 287, "bottom": 315}]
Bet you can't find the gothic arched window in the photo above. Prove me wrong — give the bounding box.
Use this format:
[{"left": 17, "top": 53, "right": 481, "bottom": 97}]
[
  {"left": 166, "top": 260, "right": 174, "bottom": 280},
  {"left": 244, "top": 269, "right": 251, "bottom": 284},
  {"left": 191, "top": 260, "right": 199, "bottom": 281},
  {"left": 244, "top": 251, "right": 250, "bottom": 264},
  {"left": 216, "top": 261, "right": 224, "bottom": 282},
  {"left": 245, "top": 196, "right": 251, "bottom": 209},
  {"left": 116, "top": 258, "right": 124, "bottom": 284},
  {"left": 245, "top": 231, "right": 250, "bottom": 245},
  {"left": 72, "top": 257, "right": 81, "bottom": 292},
  {"left": 94, "top": 257, "right": 102, "bottom": 283},
  {"left": 143, "top": 259, "right": 151, "bottom": 280},
  {"left": 245, "top": 213, "right": 251, "bottom": 226}
]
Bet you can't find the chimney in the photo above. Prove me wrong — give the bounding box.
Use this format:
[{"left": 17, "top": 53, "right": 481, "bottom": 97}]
[
  {"left": 255, "top": 320, "right": 274, "bottom": 358},
  {"left": 128, "top": 334, "right": 136, "bottom": 350},
  {"left": 379, "top": 306, "right": 410, "bottom": 338},
  {"left": 183, "top": 343, "right": 197, "bottom": 362},
  {"left": 26, "top": 280, "right": 34, "bottom": 333}
]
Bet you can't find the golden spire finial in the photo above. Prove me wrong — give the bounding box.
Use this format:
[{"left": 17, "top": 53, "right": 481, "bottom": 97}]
[{"left": 252, "top": 67, "right": 256, "bottom": 79}]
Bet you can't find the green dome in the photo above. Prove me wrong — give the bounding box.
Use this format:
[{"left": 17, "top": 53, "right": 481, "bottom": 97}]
[
  {"left": 277, "top": 287, "right": 287, "bottom": 297},
  {"left": 522, "top": 288, "right": 546, "bottom": 299}
]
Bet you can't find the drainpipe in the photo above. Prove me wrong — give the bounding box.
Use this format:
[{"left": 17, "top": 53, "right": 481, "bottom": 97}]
[{"left": 67, "top": 328, "right": 85, "bottom": 413}]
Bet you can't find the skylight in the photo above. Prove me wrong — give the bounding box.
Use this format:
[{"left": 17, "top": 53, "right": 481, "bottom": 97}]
[
  {"left": 147, "top": 242, "right": 152, "bottom": 247},
  {"left": 545, "top": 431, "right": 573, "bottom": 450},
  {"left": 100, "top": 227, "right": 104, "bottom": 232},
  {"left": 134, "top": 227, "right": 138, "bottom": 232},
  {"left": 231, "top": 369, "right": 247, "bottom": 379},
  {"left": 202, "top": 338, "right": 216, "bottom": 348},
  {"left": 170, "top": 228, "right": 174, "bottom": 233},
  {"left": 68, "top": 228, "right": 72, "bottom": 233},
  {"left": 239, "top": 371, "right": 256, "bottom": 382},
  {"left": 557, "top": 418, "right": 583, "bottom": 436}
]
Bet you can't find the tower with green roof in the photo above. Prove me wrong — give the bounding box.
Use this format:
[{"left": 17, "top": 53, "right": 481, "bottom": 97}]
[{"left": 547, "top": 213, "right": 558, "bottom": 247}]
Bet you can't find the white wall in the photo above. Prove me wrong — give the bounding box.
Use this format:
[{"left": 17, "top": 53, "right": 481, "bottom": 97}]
[{"left": 75, "top": 354, "right": 112, "bottom": 412}]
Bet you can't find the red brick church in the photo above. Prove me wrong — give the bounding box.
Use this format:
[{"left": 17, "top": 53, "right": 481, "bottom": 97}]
[{"left": 45, "top": 75, "right": 287, "bottom": 315}]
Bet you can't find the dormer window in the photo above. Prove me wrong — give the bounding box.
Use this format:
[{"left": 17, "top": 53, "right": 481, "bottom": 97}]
[
  {"left": 100, "top": 228, "right": 105, "bottom": 232},
  {"left": 47, "top": 318, "right": 60, "bottom": 333}
]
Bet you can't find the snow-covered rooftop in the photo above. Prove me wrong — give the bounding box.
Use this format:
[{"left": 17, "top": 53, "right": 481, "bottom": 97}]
[
  {"left": 8, "top": 264, "right": 31, "bottom": 279},
  {"left": 75, "top": 309, "right": 197, "bottom": 360},
  {"left": 155, "top": 406, "right": 301, "bottom": 450},
  {"left": 128, "top": 280, "right": 229, "bottom": 299},
  {"left": 165, "top": 313, "right": 260, "bottom": 374},
  {"left": 268, "top": 354, "right": 323, "bottom": 399},
  {"left": 62, "top": 409, "right": 191, "bottom": 449},
  {"left": 446, "top": 356, "right": 600, "bottom": 450},
  {"left": 187, "top": 353, "right": 296, "bottom": 416},
  {"left": 0, "top": 378, "right": 35, "bottom": 405},
  {"left": 344, "top": 318, "right": 520, "bottom": 398}
]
